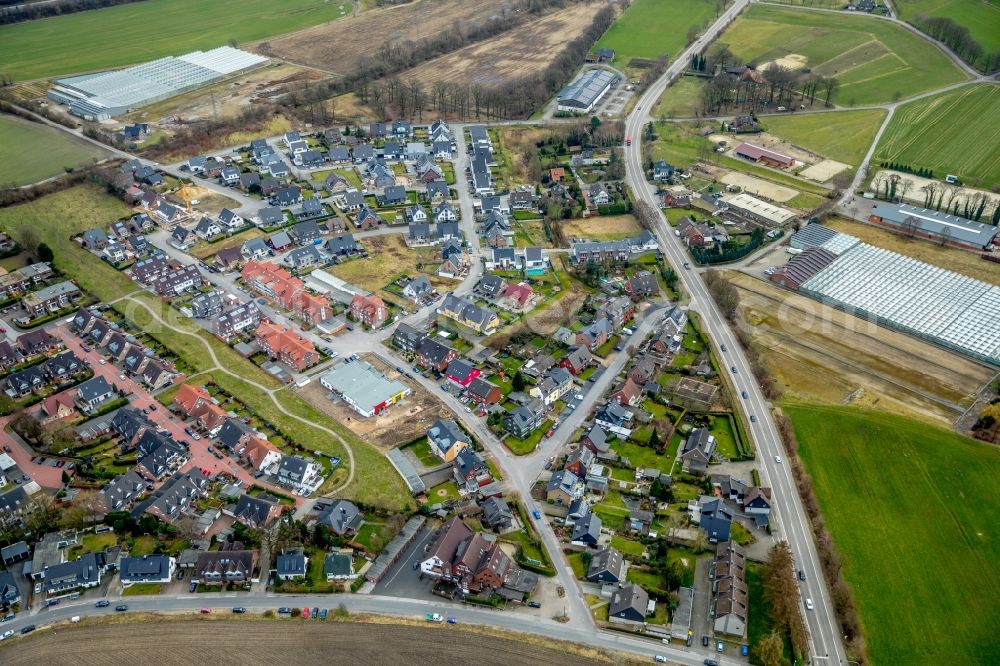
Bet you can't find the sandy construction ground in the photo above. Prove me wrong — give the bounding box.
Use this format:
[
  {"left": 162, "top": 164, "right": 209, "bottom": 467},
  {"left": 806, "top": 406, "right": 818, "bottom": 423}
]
[
  {"left": 401, "top": 4, "right": 603, "bottom": 88},
  {"left": 295, "top": 355, "right": 449, "bottom": 451},
  {"left": 799, "top": 159, "right": 849, "bottom": 182},
  {"left": 257, "top": 0, "right": 497, "bottom": 75},
  {"left": 0, "top": 619, "right": 629, "bottom": 666},
  {"left": 726, "top": 271, "right": 994, "bottom": 426},
  {"left": 760, "top": 53, "right": 808, "bottom": 71},
  {"left": 872, "top": 169, "right": 999, "bottom": 210},
  {"left": 719, "top": 172, "right": 798, "bottom": 202}
]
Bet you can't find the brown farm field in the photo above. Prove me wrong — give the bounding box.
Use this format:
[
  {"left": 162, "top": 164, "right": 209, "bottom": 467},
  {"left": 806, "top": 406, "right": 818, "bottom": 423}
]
[
  {"left": 401, "top": 4, "right": 603, "bottom": 89},
  {"left": 726, "top": 271, "right": 994, "bottom": 426},
  {"left": 563, "top": 214, "right": 643, "bottom": 240},
  {"left": 255, "top": 0, "right": 497, "bottom": 75},
  {"left": 0, "top": 619, "right": 636, "bottom": 666},
  {"left": 824, "top": 216, "right": 1000, "bottom": 286}
]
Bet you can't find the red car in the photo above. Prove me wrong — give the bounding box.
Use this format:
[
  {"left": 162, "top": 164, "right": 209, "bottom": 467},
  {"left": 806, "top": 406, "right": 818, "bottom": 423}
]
[
  {"left": 199, "top": 608, "right": 211, "bottom": 614},
  {"left": 302, "top": 607, "right": 310, "bottom": 619}
]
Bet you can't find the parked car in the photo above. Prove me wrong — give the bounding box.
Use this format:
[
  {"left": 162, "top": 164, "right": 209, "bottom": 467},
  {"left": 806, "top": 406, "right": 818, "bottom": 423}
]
[
  {"left": 232, "top": 607, "right": 246, "bottom": 614},
  {"left": 447, "top": 617, "right": 457, "bottom": 624},
  {"left": 654, "top": 657, "right": 667, "bottom": 663},
  {"left": 527, "top": 601, "right": 541, "bottom": 608},
  {"left": 199, "top": 608, "right": 211, "bottom": 614},
  {"left": 0, "top": 629, "right": 13, "bottom": 641},
  {"left": 312, "top": 607, "right": 319, "bottom": 619},
  {"left": 189, "top": 580, "right": 198, "bottom": 593},
  {"left": 716, "top": 640, "right": 724, "bottom": 653},
  {"left": 702, "top": 635, "right": 709, "bottom": 647},
  {"left": 302, "top": 608, "right": 310, "bottom": 619},
  {"left": 115, "top": 605, "right": 128, "bottom": 612},
  {"left": 20, "top": 625, "right": 35, "bottom": 634},
  {"left": 1, "top": 612, "right": 13, "bottom": 622},
  {"left": 277, "top": 607, "right": 292, "bottom": 615},
  {"left": 319, "top": 608, "right": 328, "bottom": 620},
  {"left": 703, "top": 660, "right": 719, "bottom": 666}
]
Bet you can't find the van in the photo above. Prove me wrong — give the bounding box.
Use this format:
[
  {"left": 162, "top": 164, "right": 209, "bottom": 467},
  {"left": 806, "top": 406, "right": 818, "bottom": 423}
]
[{"left": 945, "top": 174, "right": 958, "bottom": 184}]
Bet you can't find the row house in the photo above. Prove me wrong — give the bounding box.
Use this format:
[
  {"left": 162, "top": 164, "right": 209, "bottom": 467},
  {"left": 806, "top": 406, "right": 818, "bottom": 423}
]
[
  {"left": 21, "top": 281, "right": 81, "bottom": 317},
  {"left": 213, "top": 301, "right": 262, "bottom": 341},
  {"left": 254, "top": 321, "right": 318, "bottom": 372}
]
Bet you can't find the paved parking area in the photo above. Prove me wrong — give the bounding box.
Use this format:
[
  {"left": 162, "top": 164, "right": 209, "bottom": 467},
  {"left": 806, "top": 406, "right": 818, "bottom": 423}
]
[{"left": 372, "top": 525, "right": 437, "bottom": 601}]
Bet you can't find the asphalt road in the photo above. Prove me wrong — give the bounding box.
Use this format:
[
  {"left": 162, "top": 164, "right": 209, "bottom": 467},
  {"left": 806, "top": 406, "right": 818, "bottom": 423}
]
[{"left": 622, "top": 0, "right": 846, "bottom": 661}]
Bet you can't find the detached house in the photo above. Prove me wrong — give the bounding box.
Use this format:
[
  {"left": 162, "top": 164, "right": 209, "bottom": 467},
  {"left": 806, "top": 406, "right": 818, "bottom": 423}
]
[{"left": 427, "top": 419, "right": 468, "bottom": 463}]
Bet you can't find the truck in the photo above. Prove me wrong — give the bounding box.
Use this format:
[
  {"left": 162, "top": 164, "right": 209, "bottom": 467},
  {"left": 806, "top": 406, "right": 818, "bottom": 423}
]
[{"left": 425, "top": 613, "right": 444, "bottom": 622}]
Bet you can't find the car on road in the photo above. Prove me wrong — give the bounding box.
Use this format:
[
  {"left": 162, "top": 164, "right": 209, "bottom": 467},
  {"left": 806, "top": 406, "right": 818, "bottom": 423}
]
[
  {"left": 730, "top": 366, "right": 737, "bottom": 373},
  {"left": 412, "top": 560, "right": 420, "bottom": 570},
  {"left": 119, "top": 373, "right": 126, "bottom": 380},
  {"left": 447, "top": 617, "right": 457, "bottom": 624},
  {"left": 544, "top": 461, "right": 552, "bottom": 470},
  {"left": 532, "top": 509, "right": 541, "bottom": 520},
  {"left": 798, "top": 570, "right": 806, "bottom": 581},
  {"left": 1, "top": 629, "right": 13, "bottom": 641},
  {"left": 720, "top": 344, "right": 727, "bottom": 352},
  {"left": 232, "top": 607, "right": 246, "bottom": 614},
  {"left": 654, "top": 656, "right": 667, "bottom": 663},
  {"left": 527, "top": 601, "right": 541, "bottom": 608},
  {"left": 703, "top": 660, "right": 719, "bottom": 666},
  {"left": 20, "top": 625, "right": 35, "bottom": 634},
  {"left": 319, "top": 608, "right": 328, "bottom": 620},
  {"left": 1, "top": 612, "right": 13, "bottom": 622},
  {"left": 805, "top": 598, "right": 814, "bottom": 611},
  {"left": 98, "top": 359, "right": 106, "bottom": 365},
  {"left": 45, "top": 598, "right": 60, "bottom": 606},
  {"left": 115, "top": 605, "right": 128, "bottom": 612},
  {"left": 96, "top": 600, "right": 110, "bottom": 608},
  {"left": 741, "top": 391, "right": 748, "bottom": 399},
  {"left": 750, "top": 415, "right": 757, "bottom": 423},
  {"left": 774, "top": 455, "right": 782, "bottom": 463},
  {"left": 149, "top": 404, "right": 156, "bottom": 411}
]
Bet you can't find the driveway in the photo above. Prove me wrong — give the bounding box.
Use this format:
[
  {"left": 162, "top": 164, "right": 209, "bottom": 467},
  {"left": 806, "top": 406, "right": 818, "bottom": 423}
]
[{"left": 371, "top": 524, "right": 437, "bottom": 600}]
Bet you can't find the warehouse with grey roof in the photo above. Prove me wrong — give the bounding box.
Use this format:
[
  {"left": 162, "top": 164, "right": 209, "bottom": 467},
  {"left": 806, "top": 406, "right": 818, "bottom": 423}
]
[
  {"left": 868, "top": 202, "right": 998, "bottom": 250},
  {"left": 557, "top": 69, "right": 618, "bottom": 113}
]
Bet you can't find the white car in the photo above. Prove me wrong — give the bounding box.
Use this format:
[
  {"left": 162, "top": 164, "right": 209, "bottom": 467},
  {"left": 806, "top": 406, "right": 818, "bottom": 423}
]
[
  {"left": 98, "top": 359, "right": 106, "bottom": 365},
  {"left": 1, "top": 629, "right": 13, "bottom": 641},
  {"left": 804, "top": 598, "right": 814, "bottom": 611},
  {"left": 774, "top": 455, "right": 782, "bottom": 464}
]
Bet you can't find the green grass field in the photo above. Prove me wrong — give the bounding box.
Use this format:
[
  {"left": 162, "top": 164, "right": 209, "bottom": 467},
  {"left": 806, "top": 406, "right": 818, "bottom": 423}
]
[
  {"left": 786, "top": 403, "right": 1000, "bottom": 666},
  {"left": 596, "top": 0, "right": 719, "bottom": 66},
  {"left": 761, "top": 109, "right": 887, "bottom": 165},
  {"left": 895, "top": 0, "right": 1000, "bottom": 53},
  {"left": 872, "top": 84, "right": 1000, "bottom": 187},
  {"left": 0, "top": 0, "right": 347, "bottom": 81},
  {"left": 718, "top": 5, "right": 968, "bottom": 105},
  {"left": 653, "top": 76, "right": 707, "bottom": 118},
  {"left": 0, "top": 114, "right": 109, "bottom": 185}
]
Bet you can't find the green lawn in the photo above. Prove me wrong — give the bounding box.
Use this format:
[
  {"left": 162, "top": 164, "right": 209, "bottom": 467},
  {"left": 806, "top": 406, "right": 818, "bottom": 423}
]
[
  {"left": 405, "top": 437, "right": 439, "bottom": 468},
  {"left": 0, "top": 186, "right": 413, "bottom": 512},
  {"left": 565, "top": 551, "right": 587, "bottom": 579},
  {"left": 745, "top": 561, "right": 792, "bottom": 664},
  {"left": 122, "top": 583, "right": 162, "bottom": 596},
  {"left": 610, "top": 535, "right": 645, "bottom": 558},
  {"left": 0, "top": 0, "right": 349, "bottom": 81},
  {"left": 130, "top": 535, "right": 158, "bottom": 556},
  {"left": 895, "top": 0, "right": 1000, "bottom": 54},
  {"left": 596, "top": 0, "right": 719, "bottom": 67},
  {"left": 611, "top": 439, "right": 673, "bottom": 474},
  {"left": 654, "top": 76, "right": 707, "bottom": 118},
  {"left": 708, "top": 415, "right": 739, "bottom": 461},
  {"left": 426, "top": 481, "right": 462, "bottom": 503},
  {"left": 68, "top": 531, "right": 118, "bottom": 559},
  {"left": 718, "top": 5, "right": 968, "bottom": 105},
  {"left": 872, "top": 84, "right": 1000, "bottom": 187},
  {"left": 787, "top": 403, "right": 1000, "bottom": 666},
  {"left": 504, "top": 419, "right": 552, "bottom": 456},
  {"left": 761, "top": 109, "right": 887, "bottom": 166},
  {"left": 0, "top": 114, "right": 109, "bottom": 186}
]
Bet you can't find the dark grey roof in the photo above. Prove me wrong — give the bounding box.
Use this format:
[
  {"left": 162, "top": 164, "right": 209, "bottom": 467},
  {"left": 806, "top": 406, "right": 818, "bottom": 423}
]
[{"left": 316, "top": 499, "right": 362, "bottom": 535}]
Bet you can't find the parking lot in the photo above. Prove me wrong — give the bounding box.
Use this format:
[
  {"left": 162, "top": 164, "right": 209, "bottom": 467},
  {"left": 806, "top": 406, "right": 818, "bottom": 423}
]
[{"left": 371, "top": 525, "right": 438, "bottom": 601}]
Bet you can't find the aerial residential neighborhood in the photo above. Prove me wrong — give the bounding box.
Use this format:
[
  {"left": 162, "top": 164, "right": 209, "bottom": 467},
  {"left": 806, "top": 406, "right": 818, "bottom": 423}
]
[{"left": 0, "top": 0, "right": 996, "bottom": 664}]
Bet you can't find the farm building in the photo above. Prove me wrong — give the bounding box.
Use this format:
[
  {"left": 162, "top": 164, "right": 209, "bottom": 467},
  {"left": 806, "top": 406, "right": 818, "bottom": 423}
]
[
  {"left": 723, "top": 193, "right": 796, "bottom": 225},
  {"left": 796, "top": 240, "right": 1000, "bottom": 366},
  {"left": 556, "top": 69, "right": 617, "bottom": 113},
  {"left": 769, "top": 247, "right": 838, "bottom": 291},
  {"left": 320, "top": 360, "right": 411, "bottom": 417},
  {"left": 788, "top": 224, "right": 861, "bottom": 255},
  {"left": 867, "top": 203, "right": 999, "bottom": 251},
  {"left": 48, "top": 46, "right": 267, "bottom": 120},
  {"left": 733, "top": 142, "right": 795, "bottom": 169}
]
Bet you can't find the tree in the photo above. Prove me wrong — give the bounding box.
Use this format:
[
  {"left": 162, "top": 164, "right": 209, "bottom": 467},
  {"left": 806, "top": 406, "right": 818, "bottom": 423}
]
[
  {"left": 13, "top": 227, "right": 38, "bottom": 255},
  {"left": 647, "top": 428, "right": 660, "bottom": 451},
  {"left": 36, "top": 243, "right": 54, "bottom": 263},
  {"left": 512, "top": 370, "right": 525, "bottom": 392},
  {"left": 755, "top": 631, "right": 785, "bottom": 666}
]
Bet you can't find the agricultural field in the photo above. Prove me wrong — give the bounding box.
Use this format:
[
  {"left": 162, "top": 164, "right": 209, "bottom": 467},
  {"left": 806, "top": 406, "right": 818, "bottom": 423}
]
[
  {"left": 595, "top": 0, "right": 720, "bottom": 67},
  {"left": 0, "top": 0, "right": 351, "bottom": 82},
  {"left": 716, "top": 5, "right": 968, "bottom": 105},
  {"left": 786, "top": 404, "right": 1000, "bottom": 666},
  {"left": 562, "top": 214, "right": 643, "bottom": 241},
  {"left": 0, "top": 620, "right": 620, "bottom": 666},
  {"left": 871, "top": 84, "right": 1000, "bottom": 188},
  {"left": 0, "top": 114, "right": 110, "bottom": 186},
  {"left": 257, "top": 0, "right": 497, "bottom": 75},
  {"left": 895, "top": 0, "right": 1000, "bottom": 53},
  {"left": 725, "top": 269, "right": 996, "bottom": 426},
  {"left": 760, "top": 109, "right": 887, "bottom": 166},
  {"left": 400, "top": 5, "right": 603, "bottom": 90}
]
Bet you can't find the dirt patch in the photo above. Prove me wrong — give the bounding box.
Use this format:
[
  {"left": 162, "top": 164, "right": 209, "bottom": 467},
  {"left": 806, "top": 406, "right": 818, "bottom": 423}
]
[
  {"left": 799, "top": 159, "right": 849, "bottom": 183},
  {"left": 399, "top": 5, "right": 603, "bottom": 90},
  {"left": 719, "top": 172, "right": 798, "bottom": 202},
  {"left": 327, "top": 234, "right": 453, "bottom": 307},
  {"left": 824, "top": 215, "right": 1000, "bottom": 285},
  {"left": 760, "top": 53, "right": 808, "bottom": 72},
  {"left": 563, "top": 214, "right": 643, "bottom": 240},
  {"left": 0, "top": 618, "right": 633, "bottom": 666},
  {"left": 256, "top": 0, "right": 497, "bottom": 75},
  {"left": 295, "top": 354, "right": 449, "bottom": 451},
  {"left": 726, "top": 270, "right": 994, "bottom": 426},
  {"left": 499, "top": 126, "right": 558, "bottom": 183}
]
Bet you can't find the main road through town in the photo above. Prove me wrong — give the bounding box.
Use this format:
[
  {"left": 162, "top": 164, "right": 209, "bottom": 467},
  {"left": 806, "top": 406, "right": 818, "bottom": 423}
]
[{"left": 623, "top": 0, "right": 847, "bottom": 662}]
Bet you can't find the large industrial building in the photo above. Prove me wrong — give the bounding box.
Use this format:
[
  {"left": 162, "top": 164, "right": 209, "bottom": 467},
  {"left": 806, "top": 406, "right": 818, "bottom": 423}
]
[
  {"left": 319, "top": 360, "right": 410, "bottom": 417},
  {"left": 48, "top": 46, "right": 268, "bottom": 120},
  {"left": 774, "top": 225, "right": 1000, "bottom": 366},
  {"left": 867, "top": 202, "right": 999, "bottom": 250},
  {"left": 723, "top": 193, "right": 796, "bottom": 225},
  {"left": 556, "top": 69, "right": 617, "bottom": 113}
]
